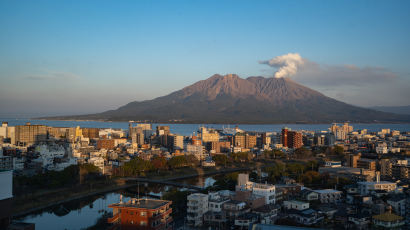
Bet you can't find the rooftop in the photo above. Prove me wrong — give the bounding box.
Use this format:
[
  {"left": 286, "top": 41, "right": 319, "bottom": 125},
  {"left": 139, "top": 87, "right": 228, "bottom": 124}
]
[
  {"left": 312, "top": 189, "right": 342, "bottom": 194},
  {"left": 373, "top": 212, "right": 403, "bottom": 222},
  {"left": 108, "top": 198, "right": 171, "bottom": 210},
  {"left": 357, "top": 181, "right": 396, "bottom": 185}
]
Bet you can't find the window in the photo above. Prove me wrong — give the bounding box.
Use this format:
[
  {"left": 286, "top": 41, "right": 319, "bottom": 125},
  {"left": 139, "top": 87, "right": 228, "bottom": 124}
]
[
  {"left": 140, "top": 211, "right": 147, "bottom": 216},
  {"left": 140, "top": 221, "right": 147, "bottom": 226}
]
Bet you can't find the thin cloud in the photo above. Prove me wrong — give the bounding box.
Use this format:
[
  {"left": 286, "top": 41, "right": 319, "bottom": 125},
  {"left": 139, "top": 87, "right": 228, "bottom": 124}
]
[
  {"left": 294, "top": 61, "right": 397, "bottom": 87},
  {"left": 260, "top": 53, "right": 397, "bottom": 86},
  {"left": 25, "top": 71, "right": 80, "bottom": 81}
]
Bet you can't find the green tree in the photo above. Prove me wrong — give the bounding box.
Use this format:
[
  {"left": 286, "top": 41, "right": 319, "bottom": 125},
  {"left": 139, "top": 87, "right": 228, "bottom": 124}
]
[
  {"left": 168, "top": 155, "right": 188, "bottom": 169},
  {"left": 212, "top": 154, "right": 228, "bottom": 166}
]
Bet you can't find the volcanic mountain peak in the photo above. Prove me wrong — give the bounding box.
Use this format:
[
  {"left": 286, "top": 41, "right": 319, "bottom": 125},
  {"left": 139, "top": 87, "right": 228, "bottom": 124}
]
[
  {"left": 43, "top": 73, "right": 410, "bottom": 123},
  {"left": 178, "top": 73, "right": 322, "bottom": 102}
]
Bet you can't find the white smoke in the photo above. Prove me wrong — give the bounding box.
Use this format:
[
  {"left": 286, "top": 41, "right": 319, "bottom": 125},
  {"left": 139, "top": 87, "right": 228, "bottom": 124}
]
[{"left": 260, "top": 53, "right": 305, "bottom": 78}]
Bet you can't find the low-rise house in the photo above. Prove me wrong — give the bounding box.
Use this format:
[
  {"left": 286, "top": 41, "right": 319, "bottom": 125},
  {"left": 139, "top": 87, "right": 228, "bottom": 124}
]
[
  {"left": 252, "top": 204, "right": 280, "bottom": 224},
  {"left": 386, "top": 196, "right": 406, "bottom": 217},
  {"left": 283, "top": 200, "right": 309, "bottom": 211},
  {"left": 300, "top": 189, "right": 319, "bottom": 201},
  {"left": 287, "top": 208, "right": 324, "bottom": 226},
  {"left": 234, "top": 213, "right": 258, "bottom": 229},
  {"left": 348, "top": 212, "right": 371, "bottom": 230}
]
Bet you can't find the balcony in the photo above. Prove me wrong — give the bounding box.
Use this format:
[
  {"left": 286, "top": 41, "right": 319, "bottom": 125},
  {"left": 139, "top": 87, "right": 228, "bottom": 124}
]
[{"left": 107, "top": 213, "right": 120, "bottom": 223}]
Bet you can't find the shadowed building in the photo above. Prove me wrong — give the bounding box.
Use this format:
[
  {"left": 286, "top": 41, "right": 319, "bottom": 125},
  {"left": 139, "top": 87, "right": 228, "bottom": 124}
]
[{"left": 108, "top": 198, "right": 172, "bottom": 230}]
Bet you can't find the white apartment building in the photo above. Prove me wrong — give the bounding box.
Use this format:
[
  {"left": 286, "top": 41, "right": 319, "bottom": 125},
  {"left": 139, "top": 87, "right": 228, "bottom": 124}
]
[
  {"left": 186, "top": 144, "right": 206, "bottom": 160},
  {"left": 312, "top": 189, "right": 342, "bottom": 203},
  {"left": 252, "top": 183, "right": 276, "bottom": 204},
  {"left": 357, "top": 181, "right": 397, "bottom": 195},
  {"left": 187, "top": 193, "right": 209, "bottom": 227},
  {"left": 236, "top": 173, "right": 276, "bottom": 204},
  {"left": 208, "top": 192, "right": 230, "bottom": 212},
  {"left": 88, "top": 157, "right": 105, "bottom": 173}
]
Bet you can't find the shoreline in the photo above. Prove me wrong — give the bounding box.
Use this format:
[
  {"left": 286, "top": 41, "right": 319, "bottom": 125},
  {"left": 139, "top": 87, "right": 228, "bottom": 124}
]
[{"left": 9, "top": 117, "right": 410, "bottom": 125}]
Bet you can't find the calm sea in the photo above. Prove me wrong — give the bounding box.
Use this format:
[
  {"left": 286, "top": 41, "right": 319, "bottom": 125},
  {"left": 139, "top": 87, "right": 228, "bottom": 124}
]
[{"left": 2, "top": 118, "right": 410, "bottom": 136}]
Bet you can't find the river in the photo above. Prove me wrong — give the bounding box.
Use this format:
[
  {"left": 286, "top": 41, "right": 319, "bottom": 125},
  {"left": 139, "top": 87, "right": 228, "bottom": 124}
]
[{"left": 16, "top": 176, "right": 217, "bottom": 230}]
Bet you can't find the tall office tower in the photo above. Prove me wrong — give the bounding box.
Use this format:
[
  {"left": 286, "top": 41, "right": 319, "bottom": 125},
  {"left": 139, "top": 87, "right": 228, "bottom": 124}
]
[
  {"left": 137, "top": 123, "right": 152, "bottom": 140},
  {"left": 128, "top": 122, "right": 133, "bottom": 138},
  {"left": 131, "top": 127, "right": 144, "bottom": 146},
  {"left": 15, "top": 122, "right": 47, "bottom": 146},
  {"left": 281, "top": 127, "right": 289, "bottom": 147}
]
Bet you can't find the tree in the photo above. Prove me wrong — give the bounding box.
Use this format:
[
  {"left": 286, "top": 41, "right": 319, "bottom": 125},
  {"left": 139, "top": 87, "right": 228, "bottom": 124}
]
[
  {"left": 213, "top": 154, "right": 228, "bottom": 166},
  {"left": 168, "top": 155, "right": 188, "bottom": 169},
  {"left": 151, "top": 155, "right": 168, "bottom": 171},
  {"left": 302, "top": 171, "right": 321, "bottom": 185},
  {"left": 122, "top": 157, "right": 153, "bottom": 176},
  {"left": 333, "top": 145, "right": 344, "bottom": 155},
  {"left": 294, "top": 147, "right": 312, "bottom": 159}
]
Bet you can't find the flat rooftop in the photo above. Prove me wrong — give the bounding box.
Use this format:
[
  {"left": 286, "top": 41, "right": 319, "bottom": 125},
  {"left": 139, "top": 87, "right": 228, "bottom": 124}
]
[{"left": 109, "top": 198, "right": 171, "bottom": 210}]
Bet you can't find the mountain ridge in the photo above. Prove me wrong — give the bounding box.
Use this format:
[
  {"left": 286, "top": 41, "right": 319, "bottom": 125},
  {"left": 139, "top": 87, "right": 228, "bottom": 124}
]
[{"left": 40, "top": 74, "right": 410, "bottom": 123}]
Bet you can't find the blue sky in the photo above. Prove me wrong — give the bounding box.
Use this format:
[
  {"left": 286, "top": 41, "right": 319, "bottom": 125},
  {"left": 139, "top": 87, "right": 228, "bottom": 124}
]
[{"left": 1, "top": 0, "right": 409, "bottom": 117}]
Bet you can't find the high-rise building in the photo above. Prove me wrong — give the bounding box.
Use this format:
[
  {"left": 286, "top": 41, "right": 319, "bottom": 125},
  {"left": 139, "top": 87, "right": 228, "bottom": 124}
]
[
  {"left": 314, "top": 133, "right": 326, "bottom": 146},
  {"left": 0, "top": 122, "right": 7, "bottom": 139},
  {"left": 330, "top": 123, "right": 353, "bottom": 140},
  {"left": 137, "top": 124, "right": 152, "bottom": 141},
  {"left": 81, "top": 128, "right": 100, "bottom": 139},
  {"left": 167, "top": 134, "right": 183, "bottom": 151},
  {"left": 131, "top": 127, "right": 145, "bottom": 146},
  {"left": 234, "top": 133, "right": 246, "bottom": 148},
  {"left": 348, "top": 154, "right": 361, "bottom": 168},
  {"left": 0, "top": 122, "right": 15, "bottom": 145},
  {"left": 288, "top": 131, "right": 303, "bottom": 149},
  {"left": 282, "top": 128, "right": 303, "bottom": 149},
  {"left": 15, "top": 122, "right": 47, "bottom": 146},
  {"left": 281, "top": 128, "right": 289, "bottom": 147},
  {"left": 245, "top": 134, "right": 257, "bottom": 149},
  {"left": 199, "top": 127, "right": 219, "bottom": 143}
]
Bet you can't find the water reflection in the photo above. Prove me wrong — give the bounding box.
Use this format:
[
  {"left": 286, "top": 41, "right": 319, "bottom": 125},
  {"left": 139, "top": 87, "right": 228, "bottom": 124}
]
[{"left": 17, "top": 176, "right": 215, "bottom": 230}]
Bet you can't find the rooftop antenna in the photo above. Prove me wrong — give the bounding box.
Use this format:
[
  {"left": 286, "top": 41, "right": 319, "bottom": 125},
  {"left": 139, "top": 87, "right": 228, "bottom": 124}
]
[
  {"left": 145, "top": 182, "right": 148, "bottom": 203},
  {"left": 137, "top": 182, "right": 140, "bottom": 205}
]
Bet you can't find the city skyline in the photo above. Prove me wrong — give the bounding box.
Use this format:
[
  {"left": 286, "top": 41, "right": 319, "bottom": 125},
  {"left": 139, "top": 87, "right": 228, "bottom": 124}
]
[{"left": 1, "top": 0, "right": 410, "bottom": 117}]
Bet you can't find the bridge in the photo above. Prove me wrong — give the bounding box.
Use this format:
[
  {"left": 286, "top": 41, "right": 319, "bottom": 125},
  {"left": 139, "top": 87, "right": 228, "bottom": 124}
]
[{"left": 123, "top": 177, "right": 205, "bottom": 191}]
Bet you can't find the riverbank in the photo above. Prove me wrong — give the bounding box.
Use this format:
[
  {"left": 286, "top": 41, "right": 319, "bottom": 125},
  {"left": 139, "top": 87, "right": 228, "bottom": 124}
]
[
  {"left": 12, "top": 164, "right": 261, "bottom": 218},
  {"left": 12, "top": 179, "right": 132, "bottom": 218}
]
